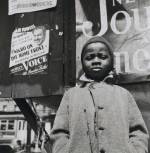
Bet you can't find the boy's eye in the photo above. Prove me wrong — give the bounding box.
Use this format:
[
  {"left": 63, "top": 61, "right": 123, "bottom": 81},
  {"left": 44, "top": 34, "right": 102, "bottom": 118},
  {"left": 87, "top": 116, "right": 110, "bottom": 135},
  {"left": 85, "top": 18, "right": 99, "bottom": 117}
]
[
  {"left": 84, "top": 52, "right": 109, "bottom": 61},
  {"left": 85, "top": 54, "right": 95, "bottom": 60},
  {"left": 97, "top": 53, "right": 108, "bottom": 60}
]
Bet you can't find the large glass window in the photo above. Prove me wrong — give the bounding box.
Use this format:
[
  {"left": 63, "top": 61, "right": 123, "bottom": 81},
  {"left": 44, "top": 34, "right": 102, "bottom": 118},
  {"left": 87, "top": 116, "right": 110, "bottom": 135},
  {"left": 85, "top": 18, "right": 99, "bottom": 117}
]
[
  {"left": 8, "top": 120, "right": 15, "bottom": 130},
  {"left": 0, "top": 120, "right": 15, "bottom": 131},
  {"left": 0, "top": 120, "right": 7, "bottom": 130}
]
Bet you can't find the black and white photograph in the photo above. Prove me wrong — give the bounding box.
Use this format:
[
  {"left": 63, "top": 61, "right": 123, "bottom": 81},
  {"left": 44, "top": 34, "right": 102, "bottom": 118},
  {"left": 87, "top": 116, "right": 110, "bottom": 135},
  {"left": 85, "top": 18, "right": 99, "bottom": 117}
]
[{"left": 0, "top": 0, "right": 150, "bottom": 153}]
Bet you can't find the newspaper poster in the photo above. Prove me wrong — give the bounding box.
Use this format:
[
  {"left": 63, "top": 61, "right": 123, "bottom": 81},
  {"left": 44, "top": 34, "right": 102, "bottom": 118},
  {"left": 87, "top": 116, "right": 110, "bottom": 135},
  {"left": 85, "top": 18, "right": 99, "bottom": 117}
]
[
  {"left": 9, "top": 25, "right": 50, "bottom": 75},
  {"left": 76, "top": 0, "right": 150, "bottom": 83},
  {"left": 8, "top": 0, "right": 57, "bottom": 15}
]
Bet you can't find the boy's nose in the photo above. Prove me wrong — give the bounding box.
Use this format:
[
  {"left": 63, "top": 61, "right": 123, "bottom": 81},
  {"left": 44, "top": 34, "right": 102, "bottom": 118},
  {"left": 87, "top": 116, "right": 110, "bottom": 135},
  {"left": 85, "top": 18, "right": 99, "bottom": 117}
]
[
  {"left": 93, "top": 56, "right": 101, "bottom": 63},
  {"left": 92, "top": 61, "right": 101, "bottom": 66},
  {"left": 92, "top": 58, "right": 101, "bottom": 66}
]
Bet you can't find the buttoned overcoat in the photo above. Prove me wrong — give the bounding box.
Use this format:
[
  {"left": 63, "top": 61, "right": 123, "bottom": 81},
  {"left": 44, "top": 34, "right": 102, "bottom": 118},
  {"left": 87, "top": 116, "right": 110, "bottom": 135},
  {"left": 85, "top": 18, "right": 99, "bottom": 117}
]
[{"left": 50, "top": 82, "right": 149, "bottom": 153}]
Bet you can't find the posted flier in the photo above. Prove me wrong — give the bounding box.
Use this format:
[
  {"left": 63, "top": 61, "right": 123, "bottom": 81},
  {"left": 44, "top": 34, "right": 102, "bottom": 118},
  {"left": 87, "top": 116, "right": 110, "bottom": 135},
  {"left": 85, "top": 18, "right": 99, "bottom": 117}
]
[
  {"left": 9, "top": 25, "right": 50, "bottom": 75},
  {"left": 8, "top": 0, "right": 57, "bottom": 15}
]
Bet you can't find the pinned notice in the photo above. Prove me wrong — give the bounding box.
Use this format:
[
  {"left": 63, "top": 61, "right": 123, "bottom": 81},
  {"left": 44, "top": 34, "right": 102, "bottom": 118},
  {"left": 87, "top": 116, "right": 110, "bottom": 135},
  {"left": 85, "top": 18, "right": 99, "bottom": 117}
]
[
  {"left": 9, "top": 26, "right": 50, "bottom": 75},
  {"left": 8, "top": 0, "right": 57, "bottom": 15}
]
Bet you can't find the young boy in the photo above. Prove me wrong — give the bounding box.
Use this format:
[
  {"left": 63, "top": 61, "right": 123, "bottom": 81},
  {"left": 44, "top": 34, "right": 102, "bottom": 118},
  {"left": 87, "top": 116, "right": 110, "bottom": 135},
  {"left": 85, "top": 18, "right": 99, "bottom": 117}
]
[{"left": 50, "top": 37, "right": 149, "bottom": 153}]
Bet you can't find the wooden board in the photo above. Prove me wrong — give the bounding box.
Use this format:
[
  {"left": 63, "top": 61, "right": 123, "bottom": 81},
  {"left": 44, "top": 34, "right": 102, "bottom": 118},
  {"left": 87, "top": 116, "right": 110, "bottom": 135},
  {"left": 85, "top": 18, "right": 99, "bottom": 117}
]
[{"left": 0, "top": 0, "right": 76, "bottom": 98}]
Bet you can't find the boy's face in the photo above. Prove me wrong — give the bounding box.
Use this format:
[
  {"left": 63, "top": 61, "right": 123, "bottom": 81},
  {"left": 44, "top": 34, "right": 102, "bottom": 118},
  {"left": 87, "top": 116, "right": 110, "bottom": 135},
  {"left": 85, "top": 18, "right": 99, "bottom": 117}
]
[{"left": 82, "top": 42, "right": 113, "bottom": 81}]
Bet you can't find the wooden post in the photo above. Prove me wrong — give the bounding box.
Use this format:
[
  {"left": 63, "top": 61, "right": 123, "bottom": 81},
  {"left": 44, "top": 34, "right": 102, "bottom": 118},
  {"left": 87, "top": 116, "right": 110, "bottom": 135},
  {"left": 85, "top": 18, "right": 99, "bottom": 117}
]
[
  {"left": 14, "top": 98, "right": 52, "bottom": 153},
  {"left": 26, "top": 123, "right": 31, "bottom": 153}
]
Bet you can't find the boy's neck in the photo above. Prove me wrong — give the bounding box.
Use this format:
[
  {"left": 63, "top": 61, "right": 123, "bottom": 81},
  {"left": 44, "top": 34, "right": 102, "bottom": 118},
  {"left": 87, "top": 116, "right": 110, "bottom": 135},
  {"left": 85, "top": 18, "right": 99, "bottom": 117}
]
[{"left": 79, "top": 73, "right": 104, "bottom": 83}]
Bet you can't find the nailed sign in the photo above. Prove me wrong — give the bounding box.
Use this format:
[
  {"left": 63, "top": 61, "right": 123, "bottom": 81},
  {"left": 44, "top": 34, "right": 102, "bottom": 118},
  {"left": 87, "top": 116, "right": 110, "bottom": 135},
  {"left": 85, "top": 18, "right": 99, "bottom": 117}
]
[
  {"left": 9, "top": 25, "right": 50, "bottom": 75},
  {"left": 8, "top": 0, "right": 57, "bottom": 15}
]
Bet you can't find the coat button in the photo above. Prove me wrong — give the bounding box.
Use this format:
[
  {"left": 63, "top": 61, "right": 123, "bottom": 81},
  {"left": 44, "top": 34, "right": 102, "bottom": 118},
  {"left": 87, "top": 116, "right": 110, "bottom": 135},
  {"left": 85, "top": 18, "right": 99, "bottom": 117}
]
[
  {"left": 98, "top": 106, "right": 104, "bottom": 110},
  {"left": 100, "top": 149, "right": 105, "bottom": 153},
  {"left": 98, "top": 127, "right": 104, "bottom": 130}
]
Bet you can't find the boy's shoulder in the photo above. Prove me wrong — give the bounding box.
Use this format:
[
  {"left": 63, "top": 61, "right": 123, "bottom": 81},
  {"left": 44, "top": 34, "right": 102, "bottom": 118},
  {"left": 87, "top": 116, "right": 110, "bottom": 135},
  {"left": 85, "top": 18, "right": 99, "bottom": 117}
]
[
  {"left": 65, "top": 85, "right": 92, "bottom": 97},
  {"left": 64, "top": 85, "right": 82, "bottom": 94},
  {"left": 113, "top": 84, "right": 132, "bottom": 95}
]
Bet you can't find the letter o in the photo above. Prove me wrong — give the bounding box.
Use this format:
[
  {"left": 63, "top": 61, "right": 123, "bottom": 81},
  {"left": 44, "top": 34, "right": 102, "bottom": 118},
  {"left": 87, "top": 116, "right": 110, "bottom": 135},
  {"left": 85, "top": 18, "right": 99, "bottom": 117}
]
[
  {"left": 110, "top": 11, "right": 131, "bottom": 34},
  {"left": 28, "top": 60, "right": 35, "bottom": 67}
]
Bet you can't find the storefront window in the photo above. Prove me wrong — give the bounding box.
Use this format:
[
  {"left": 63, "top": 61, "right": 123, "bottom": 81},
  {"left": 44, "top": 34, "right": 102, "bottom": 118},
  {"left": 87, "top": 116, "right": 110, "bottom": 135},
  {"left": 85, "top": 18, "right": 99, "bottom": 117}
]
[
  {"left": 0, "top": 120, "right": 15, "bottom": 131},
  {"left": 0, "top": 120, "right": 7, "bottom": 130},
  {"left": 8, "top": 120, "right": 14, "bottom": 130}
]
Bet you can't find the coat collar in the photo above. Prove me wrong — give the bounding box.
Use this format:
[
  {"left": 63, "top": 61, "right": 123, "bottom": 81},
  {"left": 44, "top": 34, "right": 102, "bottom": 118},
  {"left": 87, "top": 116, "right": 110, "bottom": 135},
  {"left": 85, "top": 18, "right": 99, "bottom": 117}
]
[
  {"left": 77, "top": 72, "right": 115, "bottom": 87},
  {"left": 79, "top": 73, "right": 94, "bottom": 83},
  {"left": 79, "top": 72, "right": 114, "bottom": 83}
]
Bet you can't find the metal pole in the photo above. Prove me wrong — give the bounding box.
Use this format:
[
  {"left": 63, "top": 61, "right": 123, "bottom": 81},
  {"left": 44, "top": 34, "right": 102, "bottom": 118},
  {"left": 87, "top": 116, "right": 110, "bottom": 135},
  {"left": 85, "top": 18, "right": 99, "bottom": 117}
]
[{"left": 26, "top": 123, "right": 31, "bottom": 153}]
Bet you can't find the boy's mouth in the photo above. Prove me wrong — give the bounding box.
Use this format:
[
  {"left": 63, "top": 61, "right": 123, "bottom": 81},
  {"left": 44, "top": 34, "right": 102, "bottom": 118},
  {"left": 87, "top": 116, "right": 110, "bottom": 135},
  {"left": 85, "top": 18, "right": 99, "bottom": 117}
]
[{"left": 91, "top": 67, "right": 102, "bottom": 71}]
